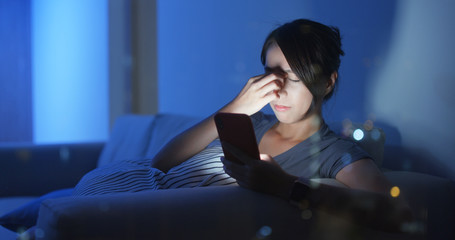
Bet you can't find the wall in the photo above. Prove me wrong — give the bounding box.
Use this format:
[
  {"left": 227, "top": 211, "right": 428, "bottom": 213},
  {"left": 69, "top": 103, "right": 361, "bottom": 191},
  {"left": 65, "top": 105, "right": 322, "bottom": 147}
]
[
  {"left": 156, "top": 0, "right": 393, "bottom": 128},
  {"left": 32, "top": 0, "right": 109, "bottom": 143},
  {"left": 0, "top": 0, "right": 33, "bottom": 142},
  {"left": 367, "top": 0, "right": 455, "bottom": 179},
  {"left": 157, "top": 0, "right": 312, "bottom": 117},
  {"left": 157, "top": 0, "right": 397, "bottom": 123}
]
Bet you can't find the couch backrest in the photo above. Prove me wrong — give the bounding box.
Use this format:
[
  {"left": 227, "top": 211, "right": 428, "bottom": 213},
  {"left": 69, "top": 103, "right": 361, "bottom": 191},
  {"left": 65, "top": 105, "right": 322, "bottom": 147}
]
[
  {"left": 98, "top": 114, "right": 385, "bottom": 168},
  {"left": 97, "top": 114, "right": 200, "bottom": 167},
  {"left": 144, "top": 114, "right": 201, "bottom": 158}
]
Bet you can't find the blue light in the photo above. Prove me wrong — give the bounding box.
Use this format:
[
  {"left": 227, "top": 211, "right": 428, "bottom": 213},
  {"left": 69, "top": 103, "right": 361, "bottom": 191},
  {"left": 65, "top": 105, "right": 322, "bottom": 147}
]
[
  {"left": 257, "top": 226, "right": 272, "bottom": 239},
  {"left": 353, "top": 129, "right": 364, "bottom": 141},
  {"left": 371, "top": 128, "right": 381, "bottom": 141},
  {"left": 32, "top": 0, "right": 108, "bottom": 143}
]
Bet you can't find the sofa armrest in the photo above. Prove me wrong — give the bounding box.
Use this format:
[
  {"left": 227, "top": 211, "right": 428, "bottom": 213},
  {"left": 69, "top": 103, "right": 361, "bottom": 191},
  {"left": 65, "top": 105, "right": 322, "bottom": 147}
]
[
  {"left": 36, "top": 186, "right": 420, "bottom": 240},
  {"left": 0, "top": 142, "right": 103, "bottom": 197}
]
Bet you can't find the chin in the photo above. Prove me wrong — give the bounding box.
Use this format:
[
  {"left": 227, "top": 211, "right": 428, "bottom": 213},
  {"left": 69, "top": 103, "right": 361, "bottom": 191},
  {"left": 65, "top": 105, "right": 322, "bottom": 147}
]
[{"left": 273, "top": 111, "right": 298, "bottom": 124}]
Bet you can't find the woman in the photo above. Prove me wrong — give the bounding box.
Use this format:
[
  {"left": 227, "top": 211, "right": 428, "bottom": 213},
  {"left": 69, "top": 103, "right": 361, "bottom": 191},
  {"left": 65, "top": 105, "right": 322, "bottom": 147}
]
[
  {"left": 149, "top": 19, "right": 412, "bottom": 231},
  {"left": 73, "top": 18, "right": 411, "bottom": 230},
  {"left": 19, "top": 19, "right": 411, "bottom": 240},
  {"left": 152, "top": 19, "right": 388, "bottom": 192}
]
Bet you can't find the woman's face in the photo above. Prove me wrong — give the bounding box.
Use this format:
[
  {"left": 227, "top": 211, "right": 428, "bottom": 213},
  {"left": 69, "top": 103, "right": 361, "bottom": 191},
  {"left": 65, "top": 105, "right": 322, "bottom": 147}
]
[{"left": 265, "top": 43, "right": 314, "bottom": 124}]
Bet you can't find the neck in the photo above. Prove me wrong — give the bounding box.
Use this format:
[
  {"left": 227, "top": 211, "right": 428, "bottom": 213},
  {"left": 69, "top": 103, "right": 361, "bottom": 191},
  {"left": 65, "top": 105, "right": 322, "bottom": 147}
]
[{"left": 274, "top": 113, "right": 323, "bottom": 142}]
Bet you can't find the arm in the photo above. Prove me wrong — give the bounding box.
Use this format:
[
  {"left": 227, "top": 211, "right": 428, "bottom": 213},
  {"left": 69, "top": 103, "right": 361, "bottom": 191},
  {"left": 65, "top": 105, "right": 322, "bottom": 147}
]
[
  {"left": 150, "top": 114, "right": 219, "bottom": 172},
  {"left": 150, "top": 73, "right": 284, "bottom": 172},
  {"left": 221, "top": 143, "right": 413, "bottom": 233},
  {"left": 336, "top": 158, "right": 392, "bottom": 194}
]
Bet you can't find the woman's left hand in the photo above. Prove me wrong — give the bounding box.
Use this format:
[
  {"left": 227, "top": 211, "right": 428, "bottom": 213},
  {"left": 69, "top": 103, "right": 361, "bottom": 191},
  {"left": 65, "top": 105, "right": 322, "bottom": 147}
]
[{"left": 220, "top": 142, "right": 297, "bottom": 199}]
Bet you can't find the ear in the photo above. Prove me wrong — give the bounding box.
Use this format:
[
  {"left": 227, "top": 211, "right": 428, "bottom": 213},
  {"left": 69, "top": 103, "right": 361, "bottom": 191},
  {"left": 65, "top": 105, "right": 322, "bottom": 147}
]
[{"left": 325, "top": 72, "right": 337, "bottom": 96}]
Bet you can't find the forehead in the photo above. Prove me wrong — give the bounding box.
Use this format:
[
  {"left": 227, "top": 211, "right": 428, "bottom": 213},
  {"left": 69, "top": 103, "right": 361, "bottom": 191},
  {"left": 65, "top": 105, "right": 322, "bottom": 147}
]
[
  {"left": 265, "top": 43, "right": 297, "bottom": 76},
  {"left": 265, "top": 43, "right": 289, "bottom": 68}
]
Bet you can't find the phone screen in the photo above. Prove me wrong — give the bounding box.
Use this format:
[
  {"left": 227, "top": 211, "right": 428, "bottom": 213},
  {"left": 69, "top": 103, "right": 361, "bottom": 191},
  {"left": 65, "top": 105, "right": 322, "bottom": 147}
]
[{"left": 214, "top": 113, "right": 260, "bottom": 164}]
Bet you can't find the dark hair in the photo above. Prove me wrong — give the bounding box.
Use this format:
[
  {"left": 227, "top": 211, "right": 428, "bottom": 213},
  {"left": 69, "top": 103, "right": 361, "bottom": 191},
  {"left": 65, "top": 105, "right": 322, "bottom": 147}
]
[{"left": 261, "top": 19, "right": 344, "bottom": 107}]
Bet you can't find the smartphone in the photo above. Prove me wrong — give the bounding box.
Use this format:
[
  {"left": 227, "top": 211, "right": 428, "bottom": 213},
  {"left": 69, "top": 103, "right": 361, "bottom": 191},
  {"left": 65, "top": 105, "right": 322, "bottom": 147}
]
[{"left": 214, "top": 112, "right": 260, "bottom": 164}]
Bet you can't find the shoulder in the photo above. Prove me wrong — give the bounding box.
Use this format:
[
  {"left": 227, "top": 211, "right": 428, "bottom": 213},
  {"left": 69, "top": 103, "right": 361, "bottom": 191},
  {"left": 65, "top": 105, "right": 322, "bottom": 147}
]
[
  {"left": 323, "top": 132, "right": 371, "bottom": 162},
  {"left": 320, "top": 124, "right": 366, "bottom": 153},
  {"left": 318, "top": 124, "right": 372, "bottom": 178}
]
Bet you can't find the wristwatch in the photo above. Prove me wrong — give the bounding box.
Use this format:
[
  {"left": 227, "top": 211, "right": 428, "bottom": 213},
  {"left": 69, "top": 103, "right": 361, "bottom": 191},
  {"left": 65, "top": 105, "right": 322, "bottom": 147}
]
[{"left": 289, "top": 179, "right": 310, "bottom": 207}]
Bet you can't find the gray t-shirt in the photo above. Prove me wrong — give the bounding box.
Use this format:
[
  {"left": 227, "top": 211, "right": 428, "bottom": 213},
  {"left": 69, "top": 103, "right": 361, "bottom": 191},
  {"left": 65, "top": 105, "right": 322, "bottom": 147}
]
[{"left": 250, "top": 112, "right": 371, "bottom": 179}]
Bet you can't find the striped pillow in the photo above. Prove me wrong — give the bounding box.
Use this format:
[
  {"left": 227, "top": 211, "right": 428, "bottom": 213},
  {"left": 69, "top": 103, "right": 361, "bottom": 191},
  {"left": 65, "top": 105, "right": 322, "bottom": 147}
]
[{"left": 73, "top": 140, "right": 236, "bottom": 196}]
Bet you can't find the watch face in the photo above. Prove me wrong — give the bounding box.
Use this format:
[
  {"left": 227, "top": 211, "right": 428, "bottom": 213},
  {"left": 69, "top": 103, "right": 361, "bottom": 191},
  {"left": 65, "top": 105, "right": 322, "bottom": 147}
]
[{"left": 290, "top": 181, "right": 310, "bottom": 204}]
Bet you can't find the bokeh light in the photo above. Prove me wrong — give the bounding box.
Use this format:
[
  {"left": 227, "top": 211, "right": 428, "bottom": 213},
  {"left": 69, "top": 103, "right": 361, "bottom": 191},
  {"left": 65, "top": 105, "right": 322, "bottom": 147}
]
[
  {"left": 371, "top": 128, "right": 381, "bottom": 141},
  {"left": 352, "top": 129, "right": 364, "bottom": 141},
  {"left": 35, "top": 228, "right": 45, "bottom": 239},
  {"left": 363, "top": 119, "right": 374, "bottom": 131},
  {"left": 342, "top": 119, "right": 353, "bottom": 137},
  {"left": 390, "top": 186, "right": 400, "bottom": 198},
  {"left": 301, "top": 209, "right": 312, "bottom": 220},
  {"left": 16, "top": 150, "right": 31, "bottom": 163},
  {"left": 59, "top": 147, "right": 70, "bottom": 162},
  {"left": 256, "top": 225, "right": 272, "bottom": 239}
]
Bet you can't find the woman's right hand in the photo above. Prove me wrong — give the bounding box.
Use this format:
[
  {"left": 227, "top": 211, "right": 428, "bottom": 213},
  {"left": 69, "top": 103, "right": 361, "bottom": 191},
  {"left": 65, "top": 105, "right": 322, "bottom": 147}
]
[{"left": 222, "top": 73, "right": 285, "bottom": 115}]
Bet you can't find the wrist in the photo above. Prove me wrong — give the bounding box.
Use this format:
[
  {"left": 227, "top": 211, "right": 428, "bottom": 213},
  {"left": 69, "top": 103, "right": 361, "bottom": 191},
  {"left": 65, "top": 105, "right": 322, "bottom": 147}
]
[
  {"left": 219, "top": 100, "right": 255, "bottom": 116},
  {"left": 288, "top": 177, "right": 311, "bottom": 207},
  {"left": 278, "top": 174, "right": 299, "bottom": 200},
  {"left": 219, "top": 102, "right": 239, "bottom": 114}
]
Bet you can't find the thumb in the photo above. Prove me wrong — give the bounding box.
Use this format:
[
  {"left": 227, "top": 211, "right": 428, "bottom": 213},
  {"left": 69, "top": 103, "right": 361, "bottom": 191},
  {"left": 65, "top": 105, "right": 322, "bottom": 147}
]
[
  {"left": 259, "top": 154, "right": 281, "bottom": 167},
  {"left": 259, "top": 154, "right": 273, "bottom": 162}
]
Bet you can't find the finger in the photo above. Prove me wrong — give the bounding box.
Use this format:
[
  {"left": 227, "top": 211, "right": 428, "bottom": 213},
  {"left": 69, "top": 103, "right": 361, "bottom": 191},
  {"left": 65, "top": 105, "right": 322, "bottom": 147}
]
[
  {"left": 261, "top": 92, "right": 281, "bottom": 105},
  {"left": 223, "top": 165, "right": 246, "bottom": 181},
  {"left": 259, "top": 153, "right": 273, "bottom": 162},
  {"left": 260, "top": 71, "right": 287, "bottom": 81},
  {"left": 220, "top": 156, "right": 246, "bottom": 173},
  {"left": 251, "top": 73, "right": 284, "bottom": 90},
  {"left": 221, "top": 157, "right": 248, "bottom": 180},
  {"left": 258, "top": 154, "right": 282, "bottom": 169},
  {"left": 239, "top": 74, "right": 267, "bottom": 97},
  {"left": 247, "top": 74, "right": 266, "bottom": 85},
  {"left": 258, "top": 80, "right": 282, "bottom": 97}
]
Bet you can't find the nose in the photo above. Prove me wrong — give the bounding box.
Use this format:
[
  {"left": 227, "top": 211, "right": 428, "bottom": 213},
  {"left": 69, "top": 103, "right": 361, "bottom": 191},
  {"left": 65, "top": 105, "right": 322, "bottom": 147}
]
[{"left": 277, "top": 80, "right": 288, "bottom": 97}]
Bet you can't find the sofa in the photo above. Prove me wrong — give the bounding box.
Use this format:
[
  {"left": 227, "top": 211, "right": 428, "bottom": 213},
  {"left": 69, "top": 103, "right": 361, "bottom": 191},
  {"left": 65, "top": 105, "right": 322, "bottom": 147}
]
[{"left": 1, "top": 113, "right": 454, "bottom": 239}]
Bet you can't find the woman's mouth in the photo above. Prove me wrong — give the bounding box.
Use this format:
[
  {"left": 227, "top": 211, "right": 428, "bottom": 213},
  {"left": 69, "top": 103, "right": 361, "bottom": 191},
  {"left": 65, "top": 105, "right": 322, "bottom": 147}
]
[{"left": 274, "top": 104, "right": 291, "bottom": 112}]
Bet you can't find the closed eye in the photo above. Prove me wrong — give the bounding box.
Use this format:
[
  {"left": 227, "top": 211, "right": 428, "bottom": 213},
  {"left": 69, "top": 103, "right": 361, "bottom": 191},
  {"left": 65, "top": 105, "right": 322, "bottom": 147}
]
[
  {"left": 287, "top": 78, "right": 301, "bottom": 83},
  {"left": 264, "top": 66, "right": 300, "bottom": 82}
]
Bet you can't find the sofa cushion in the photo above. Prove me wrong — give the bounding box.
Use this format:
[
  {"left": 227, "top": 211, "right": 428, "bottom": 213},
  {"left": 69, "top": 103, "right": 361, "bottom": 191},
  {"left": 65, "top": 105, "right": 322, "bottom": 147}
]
[
  {"left": 0, "top": 188, "right": 73, "bottom": 232},
  {"left": 97, "top": 115, "right": 156, "bottom": 167},
  {"left": 98, "top": 114, "right": 200, "bottom": 167},
  {"left": 144, "top": 114, "right": 200, "bottom": 157}
]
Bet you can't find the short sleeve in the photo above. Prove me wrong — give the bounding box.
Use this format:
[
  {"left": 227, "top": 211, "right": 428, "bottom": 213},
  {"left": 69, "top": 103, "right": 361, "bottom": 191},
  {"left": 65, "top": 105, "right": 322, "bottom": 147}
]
[{"left": 320, "top": 139, "right": 372, "bottom": 178}]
